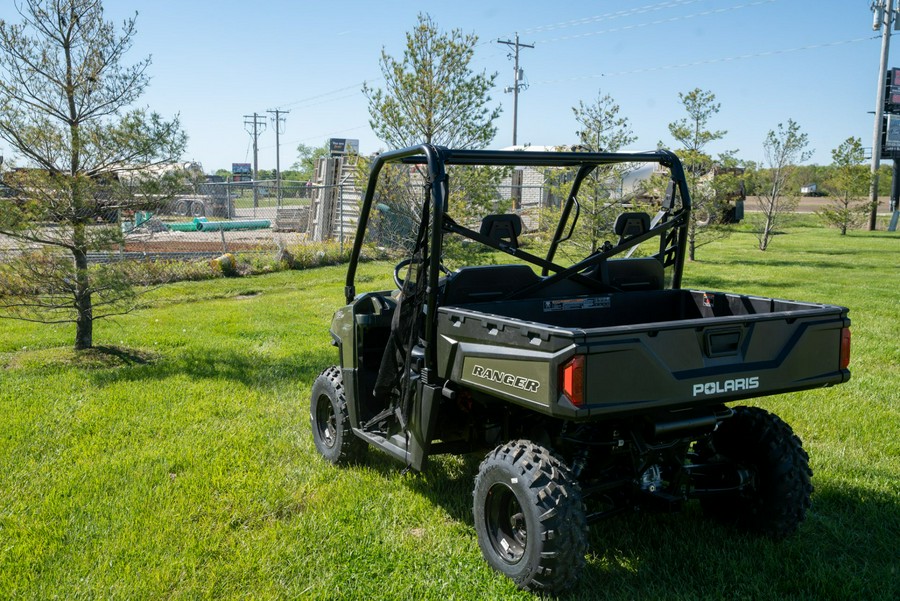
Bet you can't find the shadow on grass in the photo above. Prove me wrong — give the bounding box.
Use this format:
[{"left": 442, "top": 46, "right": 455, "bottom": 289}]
[
  {"left": 88, "top": 344, "right": 337, "bottom": 390},
  {"left": 2, "top": 344, "right": 159, "bottom": 371},
  {"left": 858, "top": 231, "right": 900, "bottom": 239},
  {"left": 684, "top": 275, "right": 798, "bottom": 291},
  {"left": 574, "top": 483, "right": 898, "bottom": 600},
  {"left": 401, "top": 456, "right": 898, "bottom": 600},
  {"left": 92, "top": 345, "right": 157, "bottom": 365},
  {"left": 403, "top": 453, "right": 484, "bottom": 524},
  {"left": 796, "top": 249, "right": 856, "bottom": 256}
]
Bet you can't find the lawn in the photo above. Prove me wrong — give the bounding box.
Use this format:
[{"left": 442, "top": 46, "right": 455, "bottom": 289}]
[{"left": 0, "top": 225, "right": 897, "bottom": 600}]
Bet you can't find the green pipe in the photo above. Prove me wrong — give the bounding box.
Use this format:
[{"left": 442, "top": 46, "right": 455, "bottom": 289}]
[
  {"left": 197, "top": 219, "right": 271, "bottom": 232},
  {"left": 166, "top": 217, "right": 207, "bottom": 231}
]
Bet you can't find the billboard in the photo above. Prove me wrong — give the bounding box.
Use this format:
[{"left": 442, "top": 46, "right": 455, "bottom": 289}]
[
  {"left": 231, "top": 163, "right": 252, "bottom": 182},
  {"left": 882, "top": 114, "right": 900, "bottom": 159},
  {"left": 329, "top": 138, "right": 360, "bottom": 156},
  {"left": 886, "top": 68, "right": 900, "bottom": 113}
]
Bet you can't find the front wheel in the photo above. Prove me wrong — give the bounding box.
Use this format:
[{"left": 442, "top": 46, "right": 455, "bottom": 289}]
[
  {"left": 310, "top": 366, "right": 366, "bottom": 465},
  {"left": 473, "top": 440, "right": 588, "bottom": 593},
  {"left": 700, "top": 406, "right": 813, "bottom": 538}
]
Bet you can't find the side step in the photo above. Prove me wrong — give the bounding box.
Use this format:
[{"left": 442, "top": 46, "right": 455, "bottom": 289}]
[{"left": 351, "top": 428, "right": 409, "bottom": 464}]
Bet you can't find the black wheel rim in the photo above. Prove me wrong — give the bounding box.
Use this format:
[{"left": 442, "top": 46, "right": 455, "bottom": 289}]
[
  {"left": 315, "top": 395, "right": 337, "bottom": 449},
  {"left": 484, "top": 482, "right": 527, "bottom": 564}
]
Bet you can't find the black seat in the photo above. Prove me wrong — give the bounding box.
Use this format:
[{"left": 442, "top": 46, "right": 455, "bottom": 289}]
[
  {"left": 480, "top": 214, "right": 522, "bottom": 248},
  {"left": 605, "top": 257, "right": 664, "bottom": 291},
  {"left": 442, "top": 264, "right": 540, "bottom": 306},
  {"left": 584, "top": 212, "right": 662, "bottom": 291},
  {"left": 613, "top": 211, "right": 651, "bottom": 243}
]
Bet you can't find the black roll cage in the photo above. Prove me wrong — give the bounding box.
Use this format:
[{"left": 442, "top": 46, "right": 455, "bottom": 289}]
[{"left": 345, "top": 145, "right": 692, "bottom": 376}]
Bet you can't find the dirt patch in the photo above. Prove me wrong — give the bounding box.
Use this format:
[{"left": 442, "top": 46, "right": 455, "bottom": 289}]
[
  {"left": 3, "top": 345, "right": 159, "bottom": 371},
  {"left": 746, "top": 196, "right": 891, "bottom": 213}
]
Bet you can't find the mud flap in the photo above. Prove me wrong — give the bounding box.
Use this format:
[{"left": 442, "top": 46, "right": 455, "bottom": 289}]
[{"left": 407, "top": 381, "right": 441, "bottom": 471}]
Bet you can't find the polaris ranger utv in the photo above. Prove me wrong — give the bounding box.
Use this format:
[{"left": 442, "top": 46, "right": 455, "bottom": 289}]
[{"left": 310, "top": 145, "right": 851, "bottom": 593}]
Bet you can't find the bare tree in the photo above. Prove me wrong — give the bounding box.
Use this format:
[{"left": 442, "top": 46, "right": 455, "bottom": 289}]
[
  {"left": 820, "top": 137, "right": 871, "bottom": 235},
  {"left": 754, "top": 119, "right": 811, "bottom": 251},
  {"left": 0, "top": 0, "right": 186, "bottom": 349}
]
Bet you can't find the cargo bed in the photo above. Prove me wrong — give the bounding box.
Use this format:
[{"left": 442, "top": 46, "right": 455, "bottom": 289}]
[{"left": 437, "top": 287, "right": 850, "bottom": 418}]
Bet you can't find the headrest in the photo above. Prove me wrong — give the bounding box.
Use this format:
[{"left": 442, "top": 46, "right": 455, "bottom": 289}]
[
  {"left": 613, "top": 212, "right": 650, "bottom": 239},
  {"left": 480, "top": 213, "right": 522, "bottom": 248}
]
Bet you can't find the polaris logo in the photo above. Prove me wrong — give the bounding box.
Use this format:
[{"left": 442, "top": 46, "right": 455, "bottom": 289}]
[
  {"left": 472, "top": 365, "right": 541, "bottom": 393},
  {"left": 693, "top": 377, "right": 759, "bottom": 397}
]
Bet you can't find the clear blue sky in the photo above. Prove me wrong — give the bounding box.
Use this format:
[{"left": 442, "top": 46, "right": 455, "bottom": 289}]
[{"left": 0, "top": 0, "right": 890, "bottom": 172}]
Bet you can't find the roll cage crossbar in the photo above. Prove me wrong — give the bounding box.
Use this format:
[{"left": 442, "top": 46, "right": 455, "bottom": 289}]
[{"left": 345, "top": 145, "right": 692, "bottom": 374}]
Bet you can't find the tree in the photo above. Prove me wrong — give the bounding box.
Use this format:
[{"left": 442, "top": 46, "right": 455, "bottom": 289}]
[
  {"left": 555, "top": 91, "right": 637, "bottom": 256},
  {"left": 665, "top": 88, "right": 733, "bottom": 261},
  {"left": 754, "top": 119, "right": 811, "bottom": 251},
  {"left": 363, "top": 13, "right": 500, "bottom": 149},
  {"left": 0, "top": 0, "right": 186, "bottom": 350},
  {"left": 292, "top": 141, "right": 330, "bottom": 183},
  {"left": 819, "top": 137, "right": 871, "bottom": 234}
]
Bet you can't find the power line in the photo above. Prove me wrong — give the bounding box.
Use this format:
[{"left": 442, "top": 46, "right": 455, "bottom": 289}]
[
  {"left": 291, "top": 91, "right": 362, "bottom": 110},
  {"left": 259, "top": 125, "right": 369, "bottom": 152},
  {"left": 521, "top": 0, "right": 709, "bottom": 34},
  {"left": 274, "top": 80, "right": 375, "bottom": 110},
  {"left": 531, "top": 36, "right": 875, "bottom": 84},
  {"left": 535, "top": 0, "right": 776, "bottom": 44}
]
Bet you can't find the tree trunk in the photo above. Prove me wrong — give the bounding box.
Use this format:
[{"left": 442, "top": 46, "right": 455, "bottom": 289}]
[
  {"left": 759, "top": 217, "right": 772, "bottom": 251},
  {"left": 73, "top": 245, "right": 93, "bottom": 350},
  {"left": 688, "top": 220, "right": 697, "bottom": 261}
]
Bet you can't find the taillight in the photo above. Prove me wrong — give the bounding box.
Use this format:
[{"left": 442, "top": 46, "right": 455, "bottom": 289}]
[
  {"left": 840, "top": 328, "right": 851, "bottom": 370},
  {"left": 560, "top": 355, "right": 585, "bottom": 407}
]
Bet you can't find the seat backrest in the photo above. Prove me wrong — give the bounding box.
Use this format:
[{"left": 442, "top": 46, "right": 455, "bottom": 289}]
[
  {"left": 480, "top": 213, "right": 522, "bottom": 248},
  {"left": 605, "top": 257, "right": 664, "bottom": 291},
  {"left": 442, "top": 264, "right": 540, "bottom": 306},
  {"left": 614, "top": 212, "right": 650, "bottom": 243}
]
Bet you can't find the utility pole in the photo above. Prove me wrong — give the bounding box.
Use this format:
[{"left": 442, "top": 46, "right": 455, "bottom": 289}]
[
  {"left": 244, "top": 112, "right": 267, "bottom": 212},
  {"left": 869, "top": 0, "right": 895, "bottom": 230},
  {"left": 498, "top": 33, "right": 534, "bottom": 147},
  {"left": 267, "top": 109, "right": 289, "bottom": 207}
]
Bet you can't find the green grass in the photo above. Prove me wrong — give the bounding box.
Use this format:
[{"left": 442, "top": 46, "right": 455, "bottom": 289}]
[
  {"left": 1, "top": 226, "right": 897, "bottom": 600},
  {"left": 231, "top": 192, "right": 310, "bottom": 211}
]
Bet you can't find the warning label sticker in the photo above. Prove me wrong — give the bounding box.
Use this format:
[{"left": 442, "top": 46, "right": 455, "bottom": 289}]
[{"left": 542, "top": 296, "right": 611, "bottom": 312}]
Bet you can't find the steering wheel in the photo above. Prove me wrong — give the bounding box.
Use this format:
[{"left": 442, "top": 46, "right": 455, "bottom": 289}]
[
  {"left": 393, "top": 258, "right": 413, "bottom": 289},
  {"left": 393, "top": 258, "right": 451, "bottom": 289}
]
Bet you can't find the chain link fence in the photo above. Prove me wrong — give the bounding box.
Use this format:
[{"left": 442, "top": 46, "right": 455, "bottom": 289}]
[
  {"left": 0, "top": 179, "right": 584, "bottom": 265},
  {"left": 118, "top": 180, "right": 353, "bottom": 258},
  {"left": 115, "top": 180, "right": 556, "bottom": 259}
]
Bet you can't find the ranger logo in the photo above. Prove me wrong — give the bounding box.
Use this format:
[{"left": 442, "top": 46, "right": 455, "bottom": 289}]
[
  {"left": 472, "top": 365, "right": 540, "bottom": 393},
  {"left": 693, "top": 377, "right": 759, "bottom": 397}
]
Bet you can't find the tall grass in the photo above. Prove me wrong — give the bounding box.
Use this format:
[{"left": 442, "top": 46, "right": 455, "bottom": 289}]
[{"left": 0, "top": 226, "right": 897, "bottom": 600}]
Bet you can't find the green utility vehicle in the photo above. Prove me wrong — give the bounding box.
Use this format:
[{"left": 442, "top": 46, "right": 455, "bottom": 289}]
[{"left": 310, "top": 145, "right": 851, "bottom": 593}]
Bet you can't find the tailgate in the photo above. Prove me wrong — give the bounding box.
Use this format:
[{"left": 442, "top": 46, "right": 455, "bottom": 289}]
[{"left": 580, "top": 309, "right": 850, "bottom": 416}]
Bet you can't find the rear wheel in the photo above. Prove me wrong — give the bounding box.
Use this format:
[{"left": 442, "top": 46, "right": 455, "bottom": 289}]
[
  {"left": 700, "top": 406, "right": 813, "bottom": 538},
  {"left": 473, "top": 440, "right": 588, "bottom": 593},
  {"left": 310, "top": 366, "right": 366, "bottom": 465}
]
